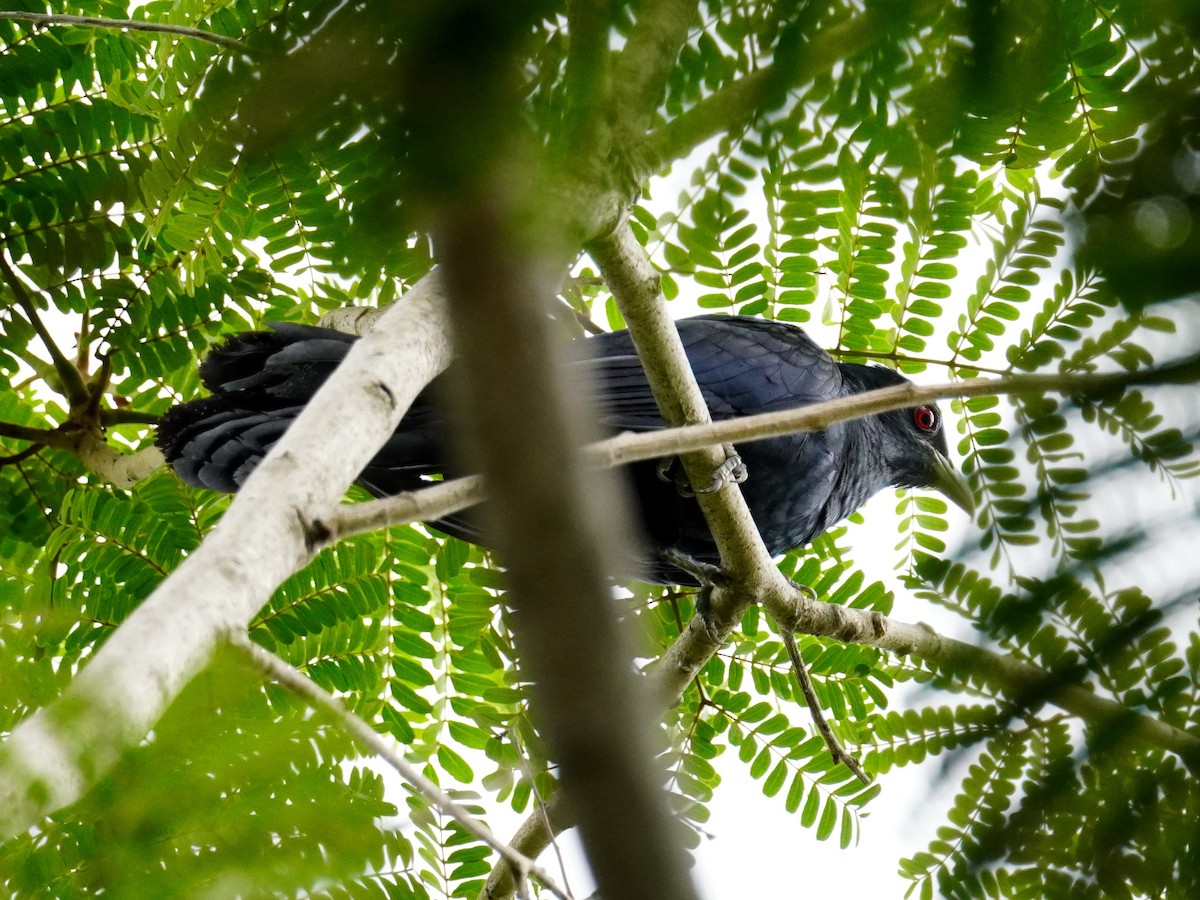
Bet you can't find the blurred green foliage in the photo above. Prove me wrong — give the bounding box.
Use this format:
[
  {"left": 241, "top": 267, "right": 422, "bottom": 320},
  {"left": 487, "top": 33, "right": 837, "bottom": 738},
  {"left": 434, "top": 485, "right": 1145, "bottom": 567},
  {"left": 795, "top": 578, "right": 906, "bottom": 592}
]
[{"left": 1, "top": 0, "right": 1199, "bottom": 896}]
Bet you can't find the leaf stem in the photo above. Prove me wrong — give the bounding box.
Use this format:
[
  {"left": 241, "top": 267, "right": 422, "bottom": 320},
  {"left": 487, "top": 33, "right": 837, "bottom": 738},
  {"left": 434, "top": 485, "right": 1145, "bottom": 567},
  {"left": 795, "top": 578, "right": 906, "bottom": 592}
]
[
  {"left": 0, "top": 11, "right": 247, "bottom": 51},
  {"left": 777, "top": 602, "right": 871, "bottom": 785},
  {"left": 0, "top": 251, "right": 89, "bottom": 403},
  {"left": 235, "top": 639, "right": 573, "bottom": 900}
]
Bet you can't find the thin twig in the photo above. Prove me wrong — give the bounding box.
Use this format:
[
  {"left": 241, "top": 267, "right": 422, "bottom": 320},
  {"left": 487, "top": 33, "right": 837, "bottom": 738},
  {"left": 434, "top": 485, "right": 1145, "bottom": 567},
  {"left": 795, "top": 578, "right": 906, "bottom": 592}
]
[
  {"left": 329, "top": 474, "right": 485, "bottom": 539},
  {"left": 556, "top": 294, "right": 605, "bottom": 335},
  {"left": 0, "top": 420, "right": 57, "bottom": 445},
  {"left": 827, "top": 347, "right": 1010, "bottom": 377},
  {"left": 778, "top": 622, "right": 871, "bottom": 785},
  {"left": 0, "top": 443, "right": 43, "bottom": 466},
  {"left": 100, "top": 409, "right": 163, "bottom": 427},
  {"left": 324, "top": 353, "right": 1200, "bottom": 543},
  {"left": 511, "top": 724, "right": 574, "bottom": 899},
  {"left": 234, "top": 639, "right": 574, "bottom": 900},
  {"left": 0, "top": 11, "right": 247, "bottom": 51},
  {"left": 0, "top": 251, "right": 88, "bottom": 403}
]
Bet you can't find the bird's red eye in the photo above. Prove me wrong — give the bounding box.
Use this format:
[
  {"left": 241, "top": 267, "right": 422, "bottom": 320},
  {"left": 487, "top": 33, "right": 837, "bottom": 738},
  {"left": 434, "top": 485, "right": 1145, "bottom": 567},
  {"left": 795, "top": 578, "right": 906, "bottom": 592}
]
[{"left": 912, "top": 405, "right": 940, "bottom": 432}]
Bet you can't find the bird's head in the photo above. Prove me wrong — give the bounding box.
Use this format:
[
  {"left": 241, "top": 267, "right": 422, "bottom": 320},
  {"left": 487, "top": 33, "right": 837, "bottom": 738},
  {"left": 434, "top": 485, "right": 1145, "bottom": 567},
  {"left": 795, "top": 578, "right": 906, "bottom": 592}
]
[
  {"left": 844, "top": 366, "right": 976, "bottom": 517},
  {"left": 878, "top": 401, "right": 976, "bottom": 516}
]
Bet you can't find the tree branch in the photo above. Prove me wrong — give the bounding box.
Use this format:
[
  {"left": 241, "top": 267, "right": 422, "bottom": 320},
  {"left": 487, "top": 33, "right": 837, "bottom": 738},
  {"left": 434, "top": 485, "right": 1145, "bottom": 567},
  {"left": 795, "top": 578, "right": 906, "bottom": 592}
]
[
  {"left": 0, "top": 251, "right": 89, "bottom": 404},
  {"left": 396, "top": 6, "right": 702, "bottom": 894},
  {"left": 0, "top": 11, "right": 247, "bottom": 51},
  {"left": 316, "top": 304, "right": 385, "bottom": 335},
  {"left": 482, "top": 794, "right": 574, "bottom": 900},
  {"left": 235, "top": 639, "right": 572, "bottom": 900},
  {"left": 0, "top": 442, "right": 42, "bottom": 465},
  {"left": 765, "top": 600, "right": 1200, "bottom": 765},
  {"left": 0, "top": 420, "right": 56, "bottom": 445},
  {"left": 319, "top": 389, "right": 1200, "bottom": 761},
  {"left": 434, "top": 190, "right": 698, "bottom": 900},
  {"left": 560, "top": 0, "right": 611, "bottom": 158},
  {"left": 326, "top": 344, "right": 1200, "bottom": 543},
  {"left": 329, "top": 474, "right": 486, "bottom": 538},
  {"left": 0, "top": 415, "right": 164, "bottom": 488},
  {"left": 485, "top": 575, "right": 1200, "bottom": 897},
  {"left": 608, "top": 0, "right": 699, "bottom": 146},
  {"left": 0, "top": 250, "right": 157, "bottom": 485},
  {"left": 69, "top": 433, "right": 163, "bottom": 489},
  {"left": 0, "top": 270, "right": 454, "bottom": 841},
  {"left": 780, "top": 617, "right": 870, "bottom": 785},
  {"left": 589, "top": 223, "right": 777, "bottom": 592},
  {"left": 585, "top": 221, "right": 1200, "bottom": 762}
]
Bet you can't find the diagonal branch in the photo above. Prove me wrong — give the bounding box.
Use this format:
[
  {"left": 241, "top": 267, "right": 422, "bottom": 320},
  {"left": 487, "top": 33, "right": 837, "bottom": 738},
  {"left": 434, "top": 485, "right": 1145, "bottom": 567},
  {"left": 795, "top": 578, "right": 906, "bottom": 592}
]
[
  {"left": 0, "top": 11, "right": 247, "bottom": 51},
  {"left": 0, "top": 420, "right": 56, "bottom": 445},
  {"left": 585, "top": 223, "right": 1200, "bottom": 767},
  {"left": 0, "top": 251, "right": 88, "bottom": 403},
  {"left": 236, "top": 640, "right": 573, "bottom": 900},
  {"left": 589, "top": 223, "right": 776, "bottom": 591},
  {"left": 780, "top": 620, "right": 870, "bottom": 785},
  {"left": 486, "top": 573, "right": 1200, "bottom": 894},
  {"left": 316, "top": 411, "right": 1200, "bottom": 762},
  {"left": 0, "top": 415, "right": 163, "bottom": 485},
  {"left": 0, "top": 442, "right": 42, "bottom": 465},
  {"left": 589, "top": 221, "right": 874, "bottom": 776},
  {"left": 325, "top": 349, "right": 1200, "bottom": 543}
]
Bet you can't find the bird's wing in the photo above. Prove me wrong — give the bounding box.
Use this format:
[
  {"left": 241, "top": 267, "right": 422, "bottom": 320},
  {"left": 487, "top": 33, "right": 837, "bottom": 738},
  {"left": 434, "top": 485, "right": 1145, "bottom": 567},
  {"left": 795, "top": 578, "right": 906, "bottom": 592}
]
[
  {"left": 583, "top": 315, "right": 843, "bottom": 431},
  {"left": 676, "top": 315, "right": 843, "bottom": 412},
  {"left": 199, "top": 323, "right": 356, "bottom": 399},
  {"left": 583, "top": 354, "right": 739, "bottom": 431}
]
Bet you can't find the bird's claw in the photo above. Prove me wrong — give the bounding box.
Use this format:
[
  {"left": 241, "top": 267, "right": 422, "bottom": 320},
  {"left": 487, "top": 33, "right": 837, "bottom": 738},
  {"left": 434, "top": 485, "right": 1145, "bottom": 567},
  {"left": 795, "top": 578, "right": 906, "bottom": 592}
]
[
  {"left": 656, "top": 448, "right": 748, "bottom": 498},
  {"left": 661, "top": 547, "right": 724, "bottom": 586},
  {"left": 773, "top": 579, "right": 818, "bottom": 632},
  {"left": 660, "top": 548, "right": 729, "bottom": 642},
  {"left": 699, "top": 606, "right": 723, "bottom": 643},
  {"left": 789, "top": 579, "right": 818, "bottom": 604},
  {"left": 655, "top": 456, "right": 676, "bottom": 483},
  {"left": 693, "top": 578, "right": 729, "bottom": 643},
  {"left": 691, "top": 451, "right": 748, "bottom": 494}
]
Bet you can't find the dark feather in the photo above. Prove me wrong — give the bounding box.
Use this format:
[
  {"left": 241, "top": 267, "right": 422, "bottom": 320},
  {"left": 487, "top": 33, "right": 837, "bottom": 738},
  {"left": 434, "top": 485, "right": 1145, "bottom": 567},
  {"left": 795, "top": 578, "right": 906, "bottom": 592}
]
[{"left": 158, "top": 315, "right": 970, "bottom": 583}]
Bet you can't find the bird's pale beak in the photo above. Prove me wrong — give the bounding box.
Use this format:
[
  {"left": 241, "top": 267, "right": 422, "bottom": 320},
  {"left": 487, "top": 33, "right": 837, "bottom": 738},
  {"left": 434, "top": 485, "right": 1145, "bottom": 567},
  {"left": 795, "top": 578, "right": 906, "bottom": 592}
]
[{"left": 930, "top": 451, "right": 976, "bottom": 517}]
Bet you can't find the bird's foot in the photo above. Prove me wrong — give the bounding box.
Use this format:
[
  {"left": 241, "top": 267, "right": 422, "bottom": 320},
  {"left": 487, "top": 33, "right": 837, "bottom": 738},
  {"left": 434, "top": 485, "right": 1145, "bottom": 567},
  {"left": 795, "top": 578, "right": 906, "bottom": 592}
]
[
  {"left": 655, "top": 455, "right": 677, "bottom": 484},
  {"left": 660, "top": 548, "right": 729, "bottom": 643},
  {"left": 655, "top": 446, "right": 748, "bottom": 497},
  {"left": 788, "top": 578, "right": 818, "bottom": 603},
  {"left": 692, "top": 450, "right": 748, "bottom": 494},
  {"left": 774, "top": 578, "right": 818, "bottom": 633}
]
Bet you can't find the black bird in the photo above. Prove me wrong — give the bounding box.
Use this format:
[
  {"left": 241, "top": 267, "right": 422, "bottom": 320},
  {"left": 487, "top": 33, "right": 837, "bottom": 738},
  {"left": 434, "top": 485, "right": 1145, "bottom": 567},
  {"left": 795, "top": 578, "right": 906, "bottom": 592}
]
[{"left": 157, "top": 315, "right": 974, "bottom": 583}]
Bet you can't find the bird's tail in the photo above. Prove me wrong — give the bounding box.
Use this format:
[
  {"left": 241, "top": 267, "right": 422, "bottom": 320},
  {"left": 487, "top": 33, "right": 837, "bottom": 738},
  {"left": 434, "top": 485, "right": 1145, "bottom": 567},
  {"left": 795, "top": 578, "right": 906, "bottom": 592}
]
[{"left": 157, "top": 323, "right": 448, "bottom": 495}]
